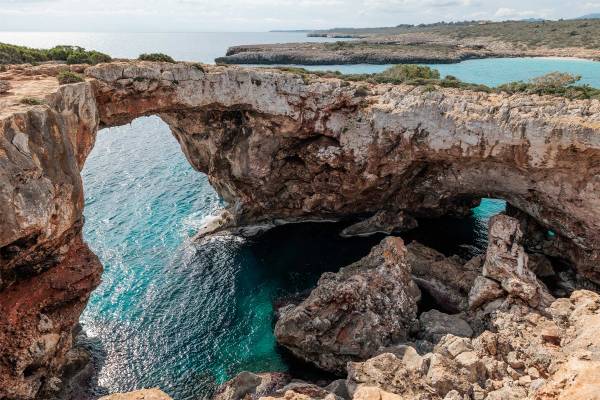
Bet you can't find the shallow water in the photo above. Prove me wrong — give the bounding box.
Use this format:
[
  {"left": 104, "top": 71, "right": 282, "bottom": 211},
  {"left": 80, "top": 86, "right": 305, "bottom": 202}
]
[
  {"left": 3, "top": 31, "right": 598, "bottom": 399},
  {"left": 280, "top": 57, "right": 600, "bottom": 87}
]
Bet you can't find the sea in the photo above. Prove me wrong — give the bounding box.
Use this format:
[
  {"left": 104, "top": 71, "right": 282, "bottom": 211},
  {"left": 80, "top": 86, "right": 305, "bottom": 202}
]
[{"left": 1, "top": 32, "right": 598, "bottom": 399}]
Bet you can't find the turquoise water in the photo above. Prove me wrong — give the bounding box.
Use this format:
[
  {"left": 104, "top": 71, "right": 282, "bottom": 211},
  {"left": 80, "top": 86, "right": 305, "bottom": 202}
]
[
  {"left": 290, "top": 57, "right": 600, "bottom": 87},
  {"left": 2, "top": 32, "right": 598, "bottom": 399},
  {"left": 79, "top": 117, "right": 505, "bottom": 399}
]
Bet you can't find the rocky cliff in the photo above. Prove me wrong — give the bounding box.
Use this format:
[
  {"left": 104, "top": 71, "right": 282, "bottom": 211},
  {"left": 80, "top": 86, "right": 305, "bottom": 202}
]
[
  {"left": 1, "top": 61, "right": 599, "bottom": 398},
  {"left": 215, "top": 34, "right": 600, "bottom": 65}
]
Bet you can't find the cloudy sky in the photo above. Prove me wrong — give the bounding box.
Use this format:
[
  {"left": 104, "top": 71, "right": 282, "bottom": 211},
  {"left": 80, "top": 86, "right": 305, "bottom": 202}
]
[{"left": 0, "top": 0, "right": 598, "bottom": 32}]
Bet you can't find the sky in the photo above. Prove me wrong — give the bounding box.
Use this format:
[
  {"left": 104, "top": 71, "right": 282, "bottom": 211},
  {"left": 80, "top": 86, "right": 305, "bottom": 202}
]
[{"left": 0, "top": 0, "right": 598, "bottom": 32}]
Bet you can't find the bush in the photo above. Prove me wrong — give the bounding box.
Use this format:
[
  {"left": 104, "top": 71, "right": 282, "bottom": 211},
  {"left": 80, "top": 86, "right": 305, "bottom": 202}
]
[
  {"left": 0, "top": 42, "right": 111, "bottom": 65},
  {"left": 20, "top": 97, "right": 45, "bottom": 105},
  {"left": 529, "top": 72, "right": 581, "bottom": 88},
  {"left": 57, "top": 70, "right": 85, "bottom": 84},
  {"left": 138, "top": 53, "right": 175, "bottom": 63},
  {"left": 375, "top": 65, "right": 441, "bottom": 82}
]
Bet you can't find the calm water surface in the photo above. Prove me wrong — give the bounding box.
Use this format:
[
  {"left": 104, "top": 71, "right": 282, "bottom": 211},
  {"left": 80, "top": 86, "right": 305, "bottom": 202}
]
[{"left": 1, "top": 32, "right": 598, "bottom": 399}]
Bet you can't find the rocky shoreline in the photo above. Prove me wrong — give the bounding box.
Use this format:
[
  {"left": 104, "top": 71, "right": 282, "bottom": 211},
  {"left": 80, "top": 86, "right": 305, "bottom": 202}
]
[
  {"left": 1, "top": 61, "right": 599, "bottom": 399},
  {"left": 215, "top": 33, "right": 600, "bottom": 65},
  {"left": 210, "top": 214, "right": 600, "bottom": 400}
]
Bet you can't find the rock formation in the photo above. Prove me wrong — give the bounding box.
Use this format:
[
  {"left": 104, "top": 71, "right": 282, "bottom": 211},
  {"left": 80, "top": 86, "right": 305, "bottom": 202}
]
[
  {"left": 98, "top": 388, "right": 173, "bottom": 400},
  {"left": 275, "top": 237, "right": 420, "bottom": 373},
  {"left": 217, "top": 215, "right": 600, "bottom": 400},
  {"left": 1, "top": 61, "right": 600, "bottom": 398},
  {"left": 215, "top": 33, "right": 600, "bottom": 65}
]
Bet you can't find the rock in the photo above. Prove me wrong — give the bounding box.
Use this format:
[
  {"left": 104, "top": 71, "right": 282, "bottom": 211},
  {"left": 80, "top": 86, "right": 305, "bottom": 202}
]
[
  {"left": 276, "top": 382, "right": 339, "bottom": 400},
  {"left": 351, "top": 386, "right": 403, "bottom": 400},
  {"left": 418, "top": 310, "right": 473, "bottom": 343},
  {"left": 99, "top": 388, "right": 172, "bottom": 400},
  {"left": 214, "top": 371, "right": 291, "bottom": 400},
  {"left": 468, "top": 277, "right": 505, "bottom": 310},
  {"left": 375, "top": 345, "right": 425, "bottom": 373},
  {"left": 443, "top": 390, "right": 464, "bottom": 400},
  {"left": 482, "top": 215, "right": 555, "bottom": 309},
  {"left": 344, "top": 290, "right": 600, "bottom": 400},
  {"left": 339, "top": 210, "right": 418, "bottom": 237},
  {"left": 275, "top": 237, "right": 420, "bottom": 373},
  {"left": 406, "top": 243, "right": 480, "bottom": 313},
  {"left": 346, "top": 353, "right": 437, "bottom": 399},
  {"left": 0, "top": 79, "right": 9, "bottom": 93},
  {"left": 324, "top": 380, "right": 350, "bottom": 400}
]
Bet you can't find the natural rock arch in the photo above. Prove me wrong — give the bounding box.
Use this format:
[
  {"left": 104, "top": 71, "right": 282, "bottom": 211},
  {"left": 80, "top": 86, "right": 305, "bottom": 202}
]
[
  {"left": 89, "top": 62, "right": 600, "bottom": 283},
  {"left": 1, "top": 61, "right": 599, "bottom": 398}
]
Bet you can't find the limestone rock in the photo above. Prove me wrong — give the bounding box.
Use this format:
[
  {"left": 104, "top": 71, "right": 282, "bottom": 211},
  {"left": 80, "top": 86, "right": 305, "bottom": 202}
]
[
  {"left": 339, "top": 211, "right": 418, "bottom": 238},
  {"left": 406, "top": 243, "right": 480, "bottom": 313},
  {"left": 482, "top": 215, "right": 555, "bottom": 309},
  {"left": 418, "top": 310, "right": 473, "bottom": 343},
  {"left": 214, "top": 371, "right": 291, "bottom": 400},
  {"left": 99, "top": 388, "right": 172, "bottom": 400},
  {"left": 468, "top": 277, "right": 504, "bottom": 310},
  {"left": 275, "top": 237, "right": 420, "bottom": 373}
]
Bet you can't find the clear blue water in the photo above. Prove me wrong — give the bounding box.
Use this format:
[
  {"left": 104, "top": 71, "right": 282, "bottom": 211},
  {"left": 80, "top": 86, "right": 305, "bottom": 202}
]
[
  {"left": 2, "top": 32, "right": 598, "bottom": 399},
  {"left": 282, "top": 57, "right": 600, "bottom": 87}
]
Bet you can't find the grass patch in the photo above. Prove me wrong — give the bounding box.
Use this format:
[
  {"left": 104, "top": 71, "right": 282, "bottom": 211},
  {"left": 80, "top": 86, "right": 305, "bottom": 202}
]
[
  {"left": 20, "top": 97, "right": 45, "bottom": 105},
  {"left": 276, "top": 65, "right": 600, "bottom": 100},
  {"left": 138, "top": 53, "right": 175, "bottom": 63},
  {"left": 57, "top": 70, "right": 85, "bottom": 85},
  {"left": 0, "top": 43, "right": 111, "bottom": 65}
]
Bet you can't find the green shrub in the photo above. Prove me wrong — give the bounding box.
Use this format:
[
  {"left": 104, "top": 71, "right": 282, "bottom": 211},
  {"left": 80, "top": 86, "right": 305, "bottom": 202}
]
[
  {"left": 375, "top": 65, "right": 441, "bottom": 82},
  {"left": 20, "top": 97, "right": 45, "bottom": 105},
  {"left": 57, "top": 70, "right": 85, "bottom": 84},
  {"left": 0, "top": 42, "right": 111, "bottom": 65},
  {"left": 138, "top": 53, "right": 175, "bottom": 63}
]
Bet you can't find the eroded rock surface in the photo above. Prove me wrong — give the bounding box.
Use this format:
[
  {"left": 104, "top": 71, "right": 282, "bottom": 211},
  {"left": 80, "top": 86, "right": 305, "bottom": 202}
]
[
  {"left": 275, "top": 237, "right": 420, "bottom": 373},
  {"left": 2, "top": 61, "right": 600, "bottom": 398},
  {"left": 98, "top": 388, "right": 173, "bottom": 400}
]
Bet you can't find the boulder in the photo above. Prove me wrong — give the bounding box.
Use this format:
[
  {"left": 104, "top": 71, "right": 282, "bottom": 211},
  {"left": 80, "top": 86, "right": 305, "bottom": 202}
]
[
  {"left": 339, "top": 211, "right": 418, "bottom": 238},
  {"left": 99, "top": 389, "right": 172, "bottom": 400},
  {"left": 275, "top": 237, "right": 420, "bottom": 373},
  {"left": 214, "top": 371, "right": 291, "bottom": 400},
  {"left": 418, "top": 310, "right": 473, "bottom": 343},
  {"left": 481, "top": 215, "right": 555, "bottom": 309},
  {"left": 406, "top": 243, "right": 480, "bottom": 313}
]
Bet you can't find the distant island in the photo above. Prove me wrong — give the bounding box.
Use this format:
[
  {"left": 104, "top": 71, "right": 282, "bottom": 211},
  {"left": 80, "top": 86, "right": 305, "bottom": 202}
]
[{"left": 217, "top": 19, "right": 600, "bottom": 65}]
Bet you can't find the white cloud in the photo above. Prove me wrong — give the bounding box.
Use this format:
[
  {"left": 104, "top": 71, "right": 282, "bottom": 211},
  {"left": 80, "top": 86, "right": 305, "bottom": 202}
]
[{"left": 0, "top": 0, "right": 584, "bottom": 31}]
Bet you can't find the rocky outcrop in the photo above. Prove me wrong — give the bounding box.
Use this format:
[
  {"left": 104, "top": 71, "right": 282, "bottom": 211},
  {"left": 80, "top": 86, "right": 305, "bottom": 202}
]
[
  {"left": 0, "top": 64, "right": 101, "bottom": 399},
  {"left": 406, "top": 243, "right": 480, "bottom": 313},
  {"left": 2, "top": 61, "right": 600, "bottom": 398},
  {"left": 85, "top": 61, "right": 600, "bottom": 285},
  {"left": 213, "top": 372, "right": 291, "bottom": 400},
  {"left": 479, "top": 214, "right": 555, "bottom": 310},
  {"left": 215, "top": 34, "right": 600, "bottom": 65},
  {"left": 339, "top": 211, "right": 418, "bottom": 238},
  {"left": 98, "top": 388, "right": 173, "bottom": 400},
  {"left": 275, "top": 237, "right": 420, "bottom": 373}
]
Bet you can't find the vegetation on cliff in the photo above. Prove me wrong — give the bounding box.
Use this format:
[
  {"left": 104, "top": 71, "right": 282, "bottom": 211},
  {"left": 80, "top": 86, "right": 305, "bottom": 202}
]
[
  {"left": 57, "top": 70, "right": 85, "bottom": 85},
  {"left": 138, "top": 53, "right": 175, "bottom": 63},
  {"left": 0, "top": 43, "right": 111, "bottom": 65},
  {"left": 278, "top": 65, "right": 600, "bottom": 100},
  {"left": 311, "top": 19, "right": 600, "bottom": 49}
]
